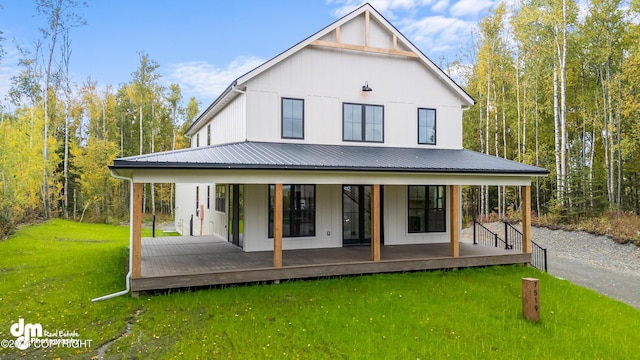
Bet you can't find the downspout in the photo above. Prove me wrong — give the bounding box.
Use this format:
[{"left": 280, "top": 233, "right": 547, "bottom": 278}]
[
  {"left": 231, "top": 83, "right": 247, "bottom": 141},
  {"left": 231, "top": 82, "right": 245, "bottom": 94},
  {"left": 92, "top": 171, "right": 134, "bottom": 302}
]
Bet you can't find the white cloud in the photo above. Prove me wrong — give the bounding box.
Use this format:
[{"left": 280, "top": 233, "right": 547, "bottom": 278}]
[
  {"left": 450, "top": 0, "right": 494, "bottom": 17},
  {"left": 328, "top": 0, "right": 435, "bottom": 19},
  {"left": 166, "top": 56, "right": 265, "bottom": 101},
  {"left": 0, "top": 47, "right": 22, "bottom": 108},
  {"left": 431, "top": 0, "right": 449, "bottom": 13},
  {"left": 401, "top": 15, "right": 475, "bottom": 54}
]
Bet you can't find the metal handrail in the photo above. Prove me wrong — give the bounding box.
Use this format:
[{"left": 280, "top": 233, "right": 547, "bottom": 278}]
[
  {"left": 472, "top": 220, "right": 548, "bottom": 272},
  {"left": 504, "top": 222, "right": 547, "bottom": 272},
  {"left": 473, "top": 219, "right": 509, "bottom": 249}
]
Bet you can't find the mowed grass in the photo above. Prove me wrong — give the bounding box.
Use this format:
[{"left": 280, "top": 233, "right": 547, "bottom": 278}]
[{"left": 0, "top": 220, "right": 638, "bottom": 359}]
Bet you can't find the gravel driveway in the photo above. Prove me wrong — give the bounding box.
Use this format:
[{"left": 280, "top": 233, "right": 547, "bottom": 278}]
[{"left": 462, "top": 222, "right": 640, "bottom": 310}]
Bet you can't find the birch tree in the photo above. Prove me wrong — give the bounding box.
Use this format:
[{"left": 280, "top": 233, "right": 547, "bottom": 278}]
[{"left": 35, "top": 0, "right": 86, "bottom": 218}]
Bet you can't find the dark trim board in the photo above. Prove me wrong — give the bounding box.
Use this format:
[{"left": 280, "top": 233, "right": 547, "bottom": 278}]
[{"left": 131, "top": 252, "right": 531, "bottom": 292}]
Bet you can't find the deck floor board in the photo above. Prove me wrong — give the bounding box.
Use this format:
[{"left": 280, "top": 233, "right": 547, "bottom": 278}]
[{"left": 138, "top": 236, "right": 522, "bottom": 280}]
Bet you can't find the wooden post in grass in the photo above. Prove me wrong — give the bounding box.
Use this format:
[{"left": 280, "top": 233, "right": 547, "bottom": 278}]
[
  {"left": 522, "top": 278, "right": 540, "bottom": 322},
  {"left": 273, "top": 184, "right": 283, "bottom": 268}
]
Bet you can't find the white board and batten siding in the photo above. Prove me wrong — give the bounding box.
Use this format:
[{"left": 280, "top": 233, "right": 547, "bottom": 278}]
[
  {"left": 244, "top": 46, "right": 463, "bottom": 149},
  {"left": 242, "top": 184, "right": 343, "bottom": 252},
  {"left": 191, "top": 94, "right": 246, "bottom": 149},
  {"left": 237, "top": 184, "right": 457, "bottom": 252},
  {"left": 174, "top": 183, "right": 217, "bottom": 237},
  {"left": 178, "top": 94, "right": 246, "bottom": 237},
  {"left": 383, "top": 185, "right": 461, "bottom": 245},
  {"left": 173, "top": 9, "right": 467, "bottom": 249}
]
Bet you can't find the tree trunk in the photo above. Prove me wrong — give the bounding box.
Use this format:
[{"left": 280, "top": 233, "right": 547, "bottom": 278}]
[
  {"left": 535, "top": 80, "right": 541, "bottom": 216},
  {"left": 522, "top": 78, "right": 527, "bottom": 161},
  {"left": 502, "top": 82, "right": 507, "bottom": 217},
  {"left": 553, "top": 65, "right": 562, "bottom": 202},
  {"left": 601, "top": 68, "right": 612, "bottom": 204},
  {"left": 616, "top": 74, "right": 622, "bottom": 214},
  {"left": 514, "top": 61, "right": 521, "bottom": 162},
  {"left": 64, "top": 101, "right": 69, "bottom": 219},
  {"left": 151, "top": 103, "right": 155, "bottom": 217},
  {"left": 559, "top": 0, "right": 568, "bottom": 208},
  {"left": 494, "top": 84, "right": 500, "bottom": 216}
]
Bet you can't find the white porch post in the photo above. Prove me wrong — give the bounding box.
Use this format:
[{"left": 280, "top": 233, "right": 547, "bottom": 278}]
[
  {"left": 274, "top": 183, "right": 283, "bottom": 267},
  {"left": 449, "top": 184, "right": 460, "bottom": 258}
]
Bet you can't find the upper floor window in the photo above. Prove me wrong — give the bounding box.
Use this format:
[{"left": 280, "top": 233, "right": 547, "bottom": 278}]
[
  {"left": 418, "top": 108, "right": 436, "bottom": 145},
  {"left": 207, "top": 124, "right": 212, "bottom": 146},
  {"left": 282, "top": 98, "right": 304, "bottom": 139},
  {"left": 343, "top": 103, "right": 383, "bottom": 143},
  {"left": 196, "top": 133, "right": 200, "bottom": 147}
]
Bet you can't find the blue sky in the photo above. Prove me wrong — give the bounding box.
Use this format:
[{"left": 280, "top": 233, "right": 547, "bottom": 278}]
[{"left": 0, "top": 0, "right": 500, "bottom": 108}]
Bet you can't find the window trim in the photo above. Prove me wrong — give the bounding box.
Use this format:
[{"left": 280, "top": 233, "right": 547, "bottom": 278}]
[
  {"left": 281, "top": 97, "right": 305, "bottom": 140},
  {"left": 417, "top": 107, "right": 437, "bottom": 145},
  {"left": 215, "top": 184, "right": 226, "bottom": 213},
  {"left": 207, "top": 185, "right": 211, "bottom": 209},
  {"left": 195, "top": 186, "right": 200, "bottom": 210},
  {"left": 268, "top": 184, "right": 316, "bottom": 238},
  {"left": 342, "top": 102, "right": 384, "bottom": 143},
  {"left": 407, "top": 185, "right": 446, "bottom": 233}
]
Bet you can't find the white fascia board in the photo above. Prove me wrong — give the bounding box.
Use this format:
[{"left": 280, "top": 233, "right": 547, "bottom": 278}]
[{"left": 130, "top": 169, "right": 534, "bottom": 186}]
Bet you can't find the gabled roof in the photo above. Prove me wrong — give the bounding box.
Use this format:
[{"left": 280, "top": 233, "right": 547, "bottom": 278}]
[
  {"left": 111, "top": 141, "right": 548, "bottom": 176},
  {"left": 186, "top": 3, "right": 475, "bottom": 136}
]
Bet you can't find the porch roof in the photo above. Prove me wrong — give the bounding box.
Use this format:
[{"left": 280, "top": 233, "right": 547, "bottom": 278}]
[{"left": 111, "top": 141, "right": 548, "bottom": 176}]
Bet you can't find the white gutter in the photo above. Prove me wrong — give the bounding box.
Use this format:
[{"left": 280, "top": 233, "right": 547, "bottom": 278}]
[
  {"left": 231, "top": 83, "right": 246, "bottom": 94},
  {"left": 231, "top": 84, "right": 248, "bottom": 141},
  {"left": 92, "top": 171, "right": 133, "bottom": 302}
]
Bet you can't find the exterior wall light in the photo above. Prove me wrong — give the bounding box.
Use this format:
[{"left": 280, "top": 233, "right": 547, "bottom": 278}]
[{"left": 362, "top": 81, "right": 372, "bottom": 92}]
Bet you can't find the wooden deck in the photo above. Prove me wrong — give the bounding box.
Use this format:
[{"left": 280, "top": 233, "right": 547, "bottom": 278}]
[{"left": 132, "top": 236, "right": 531, "bottom": 292}]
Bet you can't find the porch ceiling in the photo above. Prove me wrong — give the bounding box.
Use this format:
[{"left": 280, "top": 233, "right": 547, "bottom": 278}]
[{"left": 110, "top": 141, "right": 548, "bottom": 185}]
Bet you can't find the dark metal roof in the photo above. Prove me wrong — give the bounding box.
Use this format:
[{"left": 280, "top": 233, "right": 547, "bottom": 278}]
[{"left": 110, "top": 141, "right": 548, "bottom": 175}]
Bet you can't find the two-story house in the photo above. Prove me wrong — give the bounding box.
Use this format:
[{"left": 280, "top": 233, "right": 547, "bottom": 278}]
[{"left": 107, "top": 3, "right": 547, "bottom": 294}]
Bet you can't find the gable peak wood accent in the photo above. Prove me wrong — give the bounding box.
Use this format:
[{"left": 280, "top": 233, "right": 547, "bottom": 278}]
[{"left": 310, "top": 9, "right": 417, "bottom": 58}]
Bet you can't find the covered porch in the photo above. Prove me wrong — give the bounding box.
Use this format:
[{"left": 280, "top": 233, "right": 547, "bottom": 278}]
[
  {"left": 111, "top": 142, "right": 547, "bottom": 294},
  {"left": 133, "top": 235, "right": 531, "bottom": 291}
]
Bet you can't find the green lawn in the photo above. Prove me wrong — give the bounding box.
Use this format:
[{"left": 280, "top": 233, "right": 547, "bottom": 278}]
[{"left": 0, "top": 220, "right": 638, "bottom": 359}]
